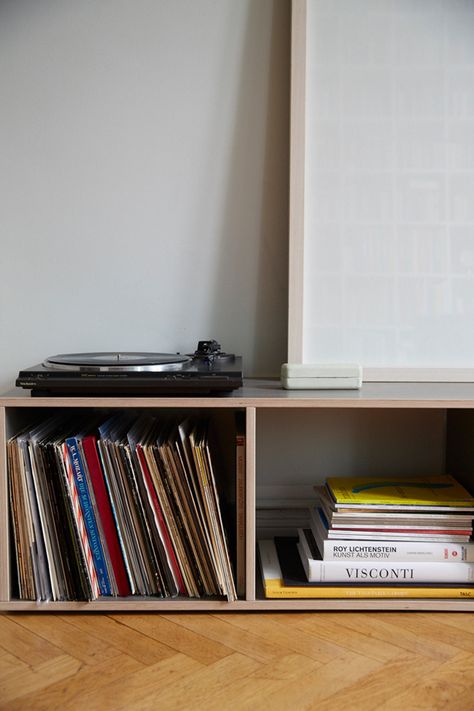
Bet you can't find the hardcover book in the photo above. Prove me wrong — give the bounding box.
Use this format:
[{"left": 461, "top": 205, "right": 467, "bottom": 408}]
[
  {"left": 311, "top": 507, "right": 474, "bottom": 562},
  {"left": 325, "top": 475, "right": 474, "bottom": 510},
  {"left": 297, "top": 528, "right": 474, "bottom": 584},
  {"left": 257, "top": 538, "right": 474, "bottom": 599}
]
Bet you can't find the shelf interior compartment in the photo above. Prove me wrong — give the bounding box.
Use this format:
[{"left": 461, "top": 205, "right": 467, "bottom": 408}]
[{"left": 3, "top": 405, "right": 245, "bottom": 604}]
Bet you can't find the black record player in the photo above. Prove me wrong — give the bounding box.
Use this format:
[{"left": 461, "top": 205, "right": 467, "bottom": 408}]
[{"left": 16, "top": 340, "right": 243, "bottom": 396}]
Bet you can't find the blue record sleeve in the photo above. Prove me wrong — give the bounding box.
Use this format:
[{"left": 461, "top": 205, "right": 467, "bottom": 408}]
[{"left": 65, "top": 437, "right": 112, "bottom": 595}]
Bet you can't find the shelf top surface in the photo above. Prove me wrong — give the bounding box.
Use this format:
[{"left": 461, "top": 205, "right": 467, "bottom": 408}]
[{"left": 3, "top": 379, "right": 474, "bottom": 407}]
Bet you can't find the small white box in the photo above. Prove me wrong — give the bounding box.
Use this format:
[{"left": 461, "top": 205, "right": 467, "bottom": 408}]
[{"left": 281, "top": 363, "right": 362, "bottom": 390}]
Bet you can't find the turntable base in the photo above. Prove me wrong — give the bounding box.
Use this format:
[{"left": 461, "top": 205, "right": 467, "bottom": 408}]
[{"left": 16, "top": 342, "right": 243, "bottom": 395}]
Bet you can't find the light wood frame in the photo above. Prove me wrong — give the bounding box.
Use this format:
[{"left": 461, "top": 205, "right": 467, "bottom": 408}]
[{"left": 288, "top": 0, "right": 307, "bottom": 364}]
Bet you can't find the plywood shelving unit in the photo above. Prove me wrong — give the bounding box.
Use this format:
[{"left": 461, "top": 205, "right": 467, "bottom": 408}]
[{"left": 2, "top": 380, "right": 474, "bottom": 611}]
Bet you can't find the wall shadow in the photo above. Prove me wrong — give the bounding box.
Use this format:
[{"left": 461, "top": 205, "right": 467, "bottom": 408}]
[{"left": 209, "top": 0, "right": 290, "bottom": 377}]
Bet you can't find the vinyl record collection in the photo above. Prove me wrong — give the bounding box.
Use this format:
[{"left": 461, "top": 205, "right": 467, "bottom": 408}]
[{"left": 7, "top": 412, "right": 237, "bottom": 602}]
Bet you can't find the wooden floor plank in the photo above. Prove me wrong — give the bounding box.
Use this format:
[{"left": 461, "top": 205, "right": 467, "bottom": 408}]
[
  {"left": 121, "top": 652, "right": 261, "bottom": 711},
  {"left": 110, "top": 613, "right": 232, "bottom": 665},
  {"left": 376, "top": 651, "right": 474, "bottom": 711},
  {"left": 310, "top": 652, "right": 442, "bottom": 711},
  {"left": 215, "top": 612, "right": 347, "bottom": 664},
  {"left": 0, "top": 616, "right": 63, "bottom": 667},
  {"left": 0, "top": 653, "right": 29, "bottom": 682},
  {"left": 421, "top": 612, "right": 474, "bottom": 635},
  {"left": 201, "top": 653, "right": 321, "bottom": 711},
  {"left": 1, "top": 652, "right": 143, "bottom": 711},
  {"left": 212, "top": 649, "right": 383, "bottom": 711},
  {"left": 60, "top": 613, "right": 175, "bottom": 665},
  {"left": 59, "top": 653, "right": 202, "bottom": 711},
  {"left": 0, "top": 654, "right": 81, "bottom": 706},
  {"left": 275, "top": 612, "right": 403, "bottom": 662},
  {"left": 436, "top": 685, "right": 474, "bottom": 711},
  {"left": 377, "top": 612, "right": 474, "bottom": 655},
  {"left": 12, "top": 614, "right": 120, "bottom": 665},
  {"left": 331, "top": 612, "right": 464, "bottom": 661},
  {"left": 161, "top": 613, "right": 295, "bottom": 664}
]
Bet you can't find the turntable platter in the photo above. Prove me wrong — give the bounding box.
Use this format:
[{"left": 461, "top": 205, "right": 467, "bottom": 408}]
[{"left": 43, "top": 352, "right": 192, "bottom": 372}]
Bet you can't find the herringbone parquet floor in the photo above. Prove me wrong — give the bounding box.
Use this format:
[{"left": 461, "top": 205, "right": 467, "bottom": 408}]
[{"left": 1, "top": 612, "right": 474, "bottom": 710}]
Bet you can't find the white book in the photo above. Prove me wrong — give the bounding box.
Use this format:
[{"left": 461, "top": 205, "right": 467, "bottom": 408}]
[
  {"left": 311, "top": 508, "right": 474, "bottom": 562},
  {"left": 298, "top": 528, "right": 474, "bottom": 584}
]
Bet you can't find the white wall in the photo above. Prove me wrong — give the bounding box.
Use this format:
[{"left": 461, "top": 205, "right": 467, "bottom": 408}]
[{"left": 0, "top": 0, "right": 290, "bottom": 393}]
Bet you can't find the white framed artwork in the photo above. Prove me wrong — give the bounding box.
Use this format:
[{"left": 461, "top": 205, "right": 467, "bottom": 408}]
[{"left": 289, "top": 0, "right": 474, "bottom": 381}]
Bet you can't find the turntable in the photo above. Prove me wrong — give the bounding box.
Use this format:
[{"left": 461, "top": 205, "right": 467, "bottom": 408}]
[{"left": 16, "top": 340, "right": 243, "bottom": 396}]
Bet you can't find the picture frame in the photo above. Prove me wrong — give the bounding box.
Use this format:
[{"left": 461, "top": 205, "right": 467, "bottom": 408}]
[{"left": 288, "top": 0, "right": 474, "bottom": 382}]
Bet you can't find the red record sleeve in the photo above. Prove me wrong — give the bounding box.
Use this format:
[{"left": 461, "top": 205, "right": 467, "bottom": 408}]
[
  {"left": 82, "top": 435, "right": 131, "bottom": 597},
  {"left": 136, "top": 444, "right": 186, "bottom": 595}
]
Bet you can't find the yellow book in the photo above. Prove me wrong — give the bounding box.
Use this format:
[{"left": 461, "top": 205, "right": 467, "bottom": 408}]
[
  {"left": 258, "top": 539, "right": 474, "bottom": 599},
  {"left": 326, "top": 474, "right": 474, "bottom": 510}
]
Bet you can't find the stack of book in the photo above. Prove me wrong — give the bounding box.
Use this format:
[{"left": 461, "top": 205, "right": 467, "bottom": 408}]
[
  {"left": 8, "top": 412, "right": 238, "bottom": 602},
  {"left": 258, "top": 475, "right": 474, "bottom": 599}
]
